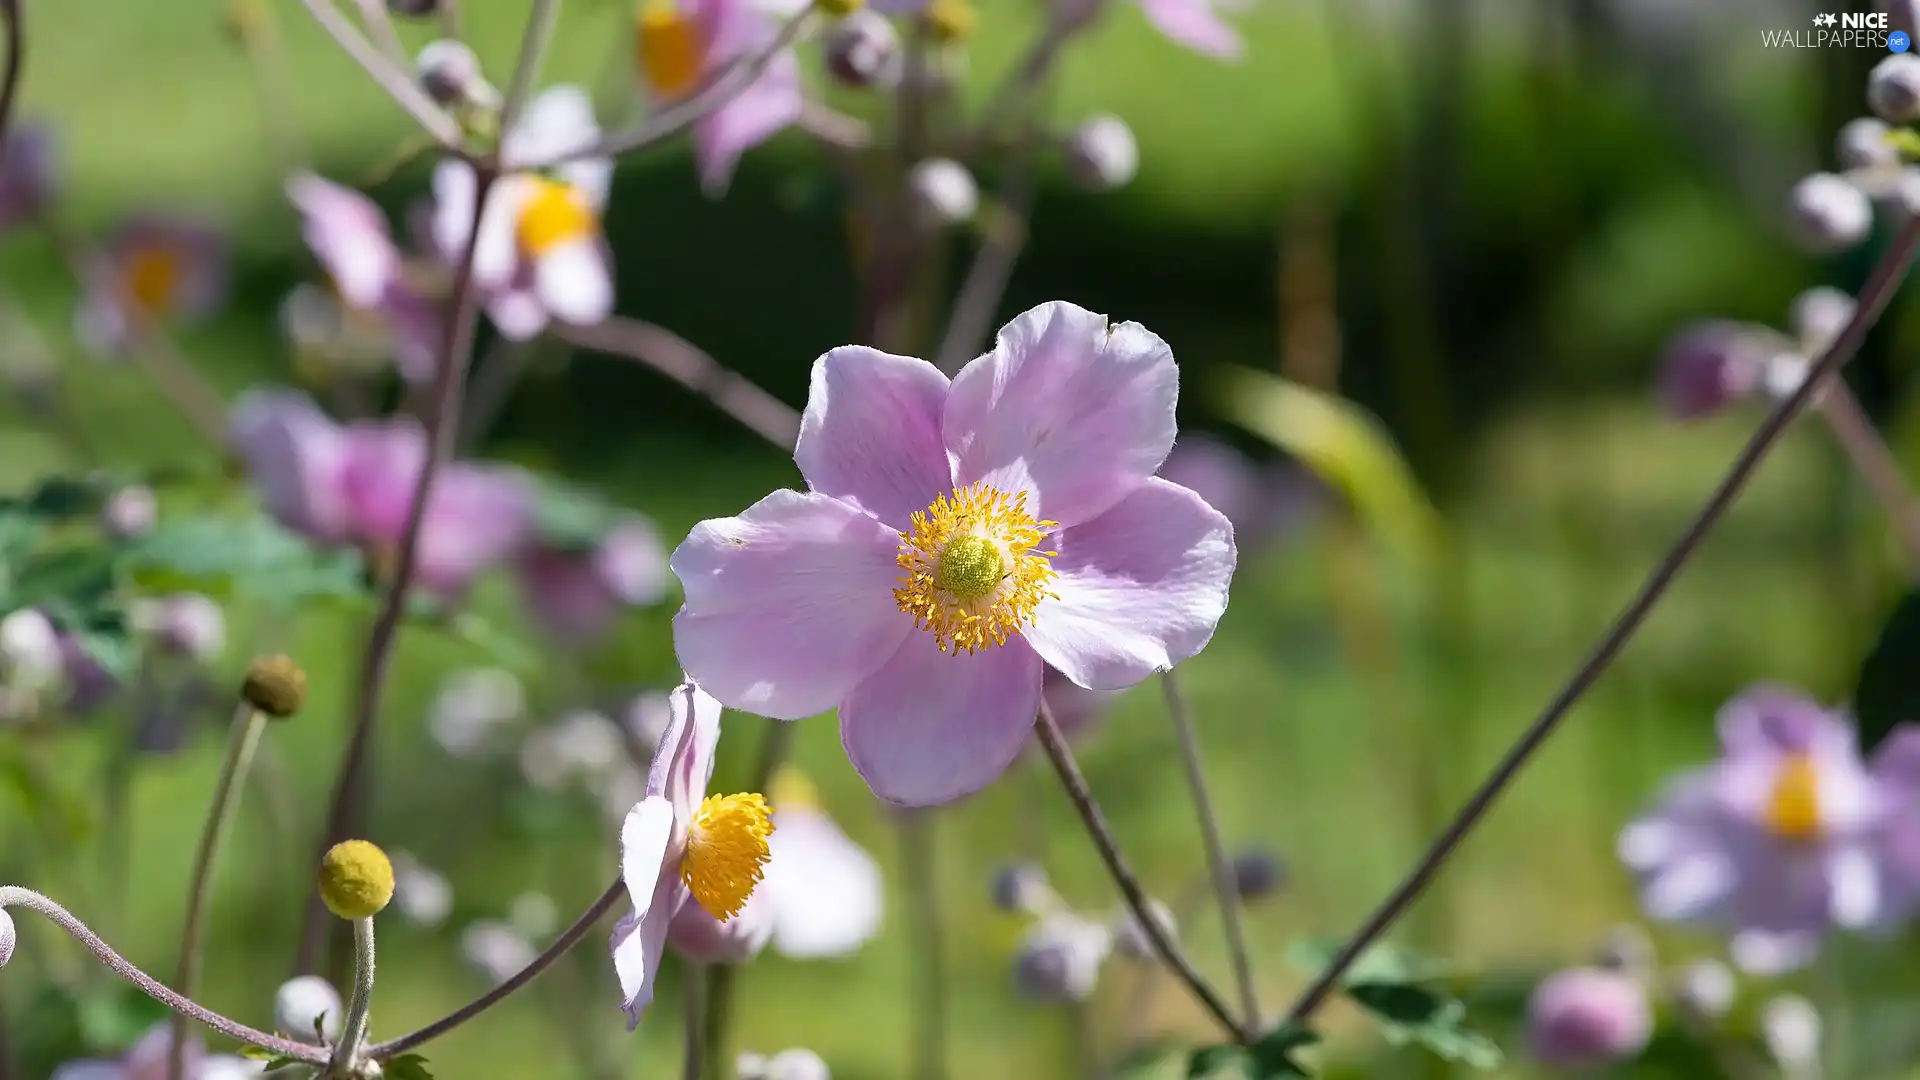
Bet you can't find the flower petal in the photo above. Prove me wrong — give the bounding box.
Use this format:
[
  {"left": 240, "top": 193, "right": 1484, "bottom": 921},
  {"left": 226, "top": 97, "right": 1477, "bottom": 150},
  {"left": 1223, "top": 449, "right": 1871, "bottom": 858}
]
[
  {"left": 486, "top": 281, "right": 550, "bottom": 342},
  {"left": 672, "top": 491, "right": 910, "bottom": 719},
  {"left": 336, "top": 419, "right": 428, "bottom": 541},
  {"left": 611, "top": 878, "right": 683, "bottom": 1029},
  {"left": 413, "top": 465, "right": 532, "bottom": 599},
  {"left": 839, "top": 631, "right": 1043, "bottom": 806},
  {"left": 762, "top": 806, "right": 884, "bottom": 958},
  {"left": 229, "top": 388, "right": 351, "bottom": 542},
  {"left": 1026, "top": 478, "right": 1234, "bottom": 690},
  {"left": 945, "top": 302, "right": 1179, "bottom": 528},
  {"left": 794, "top": 345, "right": 953, "bottom": 530},
  {"left": 534, "top": 238, "right": 614, "bottom": 327},
  {"left": 286, "top": 172, "right": 398, "bottom": 309},
  {"left": 503, "top": 85, "right": 602, "bottom": 170},
  {"left": 1135, "top": 0, "right": 1243, "bottom": 59},
  {"left": 433, "top": 163, "right": 524, "bottom": 289},
  {"left": 667, "top": 885, "right": 775, "bottom": 963},
  {"left": 692, "top": 50, "right": 802, "bottom": 196}
]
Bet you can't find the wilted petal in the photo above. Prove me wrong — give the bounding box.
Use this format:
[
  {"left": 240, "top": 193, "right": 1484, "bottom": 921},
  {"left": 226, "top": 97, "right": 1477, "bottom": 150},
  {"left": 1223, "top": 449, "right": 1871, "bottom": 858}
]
[
  {"left": 794, "top": 345, "right": 953, "bottom": 530},
  {"left": 839, "top": 630, "right": 1043, "bottom": 806},
  {"left": 672, "top": 491, "right": 910, "bottom": 719},
  {"left": 230, "top": 388, "right": 351, "bottom": 541},
  {"left": 287, "top": 172, "right": 400, "bottom": 308},
  {"left": 945, "top": 302, "right": 1179, "bottom": 528},
  {"left": 1026, "top": 478, "right": 1235, "bottom": 690}
]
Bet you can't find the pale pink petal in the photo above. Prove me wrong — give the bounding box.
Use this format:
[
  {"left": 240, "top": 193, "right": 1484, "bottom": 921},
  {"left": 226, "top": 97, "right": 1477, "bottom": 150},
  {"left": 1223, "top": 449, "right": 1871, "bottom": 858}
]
[
  {"left": 123, "top": 1022, "right": 205, "bottom": 1080},
  {"left": 657, "top": 680, "right": 724, "bottom": 823},
  {"left": 337, "top": 420, "right": 428, "bottom": 541},
  {"left": 1026, "top": 478, "right": 1235, "bottom": 690},
  {"left": 534, "top": 238, "right": 614, "bottom": 326},
  {"left": 413, "top": 466, "right": 532, "bottom": 599},
  {"left": 502, "top": 85, "right": 602, "bottom": 169},
  {"left": 611, "top": 880, "right": 683, "bottom": 1029},
  {"left": 433, "top": 163, "right": 524, "bottom": 290},
  {"left": 794, "top": 345, "right": 953, "bottom": 529},
  {"left": 762, "top": 806, "right": 884, "bottom": 958},
  {"left": 1135, "top": 0, "right": 1243, "bottom": 58},
  {"left": 839, "top": 631, "right": 1043, "bottom": 806},
  {"left": 692, "top": 51, "right": 802, "bottom": 196},
  {"left": 286, "top": 172, "right": 399, "bottom": 309},
  {"left": 672, "top": 491, "right": 911, "bottom": 719},
  {"left": 229, "top": 388, "right": 351, "bottom": 542},
  {"left": 667, "top": 886, "right": 775, "bottom": 963},
  {"left": 945, "top": 302, "right": 1179, "bottom": 528},
  {"left": 48, "top": 1063, "right": 119, "bottom": 1080},
  {"left": 486, "top": 281, "right": 550, "bottom": 341}
]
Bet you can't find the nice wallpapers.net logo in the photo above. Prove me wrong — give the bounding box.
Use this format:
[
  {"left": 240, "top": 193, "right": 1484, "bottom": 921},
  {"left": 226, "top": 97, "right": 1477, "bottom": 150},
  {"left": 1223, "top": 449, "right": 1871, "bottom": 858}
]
[{"left": 1761, "top": 10, "right": 1911, "bottom": 49}]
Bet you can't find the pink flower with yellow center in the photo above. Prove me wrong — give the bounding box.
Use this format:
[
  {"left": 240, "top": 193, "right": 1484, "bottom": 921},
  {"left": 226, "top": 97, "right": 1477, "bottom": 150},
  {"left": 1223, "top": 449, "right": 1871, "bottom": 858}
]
[
  {"left": 669, "top": 301, "right": 1238, "bottom": 807},
  {"left": 286, "top": 172, "right": 445, "bottom": 382},
  {"left": 433, "top": 85, "right": 614, "bottom": 340},
  {"left": 76, "top": 214, "right": 227, "bottom": 355},
  {"left": 633, "top": 0, "right": 805, "bottom": 195}
]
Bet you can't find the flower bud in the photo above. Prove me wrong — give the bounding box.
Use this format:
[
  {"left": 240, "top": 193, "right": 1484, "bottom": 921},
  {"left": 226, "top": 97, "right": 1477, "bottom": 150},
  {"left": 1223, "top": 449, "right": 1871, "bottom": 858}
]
[
  {"left": 1230, "top": 848, "right": 1285, "bottom": 901},
  {"left": 1673, "top": 958, "right": 1736, "bottom": 1022},
  {"left": 243, "top": 654, "right": 307, "bottom": 718},
  {"left": 1110, "top": 898, "right": 1177, "bottom": 961},
  {"left": 989, "top": 861, "right": 1054, "bottom": 914},
  {"left": 417, "top": 40, "right": 488, "bottom": 108},
  {"left": 1870, "top": 54, "right": 1920, "bottom": 123},
  {"left": 1063, "top": 115, "right": 1138, "bottom": 192},
  {"left": 275, "top": 975, "right": 344, "bottom": 1043},
  {"left": 0, "top": 608, "right": 62, "bottom": 692},
  {"left": 1014, "top": 914, "right": 1112, "bottom": 1003},
  {"left": 133, "top": 594, "right": 225, "bottom": 662},
  {"left": 908, "top": 158, "right": 978, "bottom": 228},
  {"left": 923, "top": 0, "right": 975, "bottom": 42},
  {"left": 0, "top": 907, "right": 14, "bottom": 968},
  {"left": 388, "top": 0, "right": 441, "bottom": 17},
  {"left": 1524, "top": 967, "right": 1653, "bottom": 1067},
  {"left": 825, "top": 10, "right": 902, "bottom": 90},
  {"left": 760, "top": 1049, "right": 831, "bottom": 1080},
  {"left": 1791, "top": 286, "right": 1855, "bottom": 354},
  {"left": 1760, "top": 994, "right": 1821, "bottom": 1074},
  {"left": 1656, "top": 320, "right": 1763, "bottom": 419},
  {"left": 319, "top": 839, "right": 395, "bottom": 920},
  {"left": 1789, "top": 173, "right": 1873, "bottom": 252},
  {"left": 1763, "top": 351, "right": 1813, "bottom": 402},
  {"left": 1838, "top": 117, "right": 1900, "bottom": 171},
  {"left": 100, "top": 485, "right": 157, "bottom": 540}
]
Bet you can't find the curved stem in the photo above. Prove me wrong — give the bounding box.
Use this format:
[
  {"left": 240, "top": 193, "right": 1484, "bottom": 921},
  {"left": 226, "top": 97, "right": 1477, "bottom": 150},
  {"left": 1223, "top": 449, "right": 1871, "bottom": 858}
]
[
  {"left": 1158, "top": 672, "right": 1259, "bottom": 1030},
  {"left": 549, "top": 318, "right": 801, "bottom": 450},
  {"left": 1031, "top": 703, "right": 1247, "bottom": 1043},
  {"left": 901, "top": 812, "right": 949, "bottom": 1080},
  {"left": 0, "top": 0, "right": 24, "bottom": 172},
  {"left": 0, "top": 888, "right": 328, "bottom": 1064},
  {"left": 371, "top": 878, "right": 625, "bottom": 1059},
  {"left": 1278, "top": 215, "right": 1920, "bottom": 1026},
  {"left": 169, "top": 705, "right": 269, "bottom": 1080},
  {"left": 1813, "top": 382, "right": 1920, "bottom": 569},
  {"left": 501, "top": 0, "right": 563, "bottom": 136},
  {"left": 293, "top": 0, "right": 461, "bottom": 145}
]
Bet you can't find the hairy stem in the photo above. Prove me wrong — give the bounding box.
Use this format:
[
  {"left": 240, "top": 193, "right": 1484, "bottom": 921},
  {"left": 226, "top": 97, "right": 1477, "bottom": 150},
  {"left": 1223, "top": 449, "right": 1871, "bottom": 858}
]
[
  {"left": 168, "top": 704, "right": 269, "bottom": 1080},
  {"left": 1279, "top": 215, "right": 1920, "bottom": 1026},
  {"left": 1158, "top": 672, "right": 1259, "bottom": 1029},
  {"left": 330, "top": 918, "right": 378, "bottom": 1073},
  {"left": 1032, "top": 703, "right": 1247, "bottom": 1043},
  {"left": 0, "top": 888, "right": 328, "bottom": 1063}
]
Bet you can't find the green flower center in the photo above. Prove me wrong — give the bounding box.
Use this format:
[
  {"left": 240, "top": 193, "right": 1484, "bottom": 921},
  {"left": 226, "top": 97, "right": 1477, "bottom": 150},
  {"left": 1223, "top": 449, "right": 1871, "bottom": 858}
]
[{"left": 933, "top": 534, "right": 1004, "bottom": 600}]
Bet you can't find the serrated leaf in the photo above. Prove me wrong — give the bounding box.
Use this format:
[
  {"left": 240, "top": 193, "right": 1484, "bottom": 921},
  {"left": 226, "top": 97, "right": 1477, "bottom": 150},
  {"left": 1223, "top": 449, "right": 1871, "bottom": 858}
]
[
  {"left": 1346, "top": 981, "right": 1502, "bottom": 1069},
  {"left": 385, "top": 1052, "right": 437, "bottom": 1080},
  {"left": 1855, "top": 587, "right": 1920, "bottom": 753}
]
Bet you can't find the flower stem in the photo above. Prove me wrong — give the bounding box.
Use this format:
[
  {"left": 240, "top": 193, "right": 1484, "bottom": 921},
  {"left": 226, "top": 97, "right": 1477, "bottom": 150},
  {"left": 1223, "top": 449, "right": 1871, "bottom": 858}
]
[
  {"left": 292, "top": 0, "right": 462, "bottom": 145},
  {"left": 1813, "top": 380, "right": 1920, "bottom": 569},
  {"left": 901, "top": 811, "right": 949, "bottom": 1080},
  {"left": 501, "top": 0, "right": 563, "bottom": 136},
  {"left": 931, "top": 130, "right": 1039, "bottom": 375},
  {"left": 548, "top": 318, "right": 801, "bottom": 450},
  {"left": 330, "top": 917, "right": 378, "bottom": 1073},
  {"left": 1278, "top": 214, "right": 1920, "bottom": 1027},
  {"left": 371, "top": 878, "right": 626, "bottom": 1059},
  {"left": 0, "top": 888, "right": 329, "bottom": 1064},
  {"left": 1157, "top": 672, "right": 1260, "bottom": 1030},
  {"left": 1032, "top": 702, "right": 1247, "bottom": 1043},
  {"left": 168, "top": 704, "right": 269, "bottom": 1080},
  {"left": 682, "top": 965, "right": 706, "bottom": 1080},
  {"left": 0, "top": 0, "right": 24, "bottom": 175}
]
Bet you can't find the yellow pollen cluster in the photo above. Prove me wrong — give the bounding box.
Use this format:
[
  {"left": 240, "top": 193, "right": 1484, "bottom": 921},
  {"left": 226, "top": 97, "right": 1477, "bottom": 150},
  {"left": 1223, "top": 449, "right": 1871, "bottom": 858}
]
[
  {"left": 516, "top": 178, "right": 597, "bottom": 260},
  {"left": 895, "top": 484, "right": 1058, "bottom": 655},
  {"left": 636, "top": 0, "right": 706, "bottom": 99},
  {"left": 681, "top": 792, "right": 775, "bottom": 920},
  {"left": 1764, "top": 753, "right": 1823, "bottom": 842},
  {"left": 123, "top": 247, "right": 182, "bottom": 315}
]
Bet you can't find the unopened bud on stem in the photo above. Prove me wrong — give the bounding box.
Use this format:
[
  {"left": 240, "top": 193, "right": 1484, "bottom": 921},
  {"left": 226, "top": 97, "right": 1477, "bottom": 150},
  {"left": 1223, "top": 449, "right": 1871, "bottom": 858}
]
[
  {"left": 0, "top": 907, "right": 14, "bottom": 968},
  {"left": 1063, "top": 115, "right": 1138, "bottom": 192},
  {"left": 1788, "top": 172, "right": 1873, "bottom": 252},
  {"left": 320, "top": 840, "right": 395, "bottom": 920},
  {"left": 824, "top": 11, "right": 901, "bottom": 89},
  {"left": 243, "top": 654, "right": 307, "bottom": 718},
  {"left": 1869, "top": 54, "right": 1920, "bottom": 123},
  {"left": 908, "top": 158, "right": 978, "bottom": 228},
  {"left": 388, "top": 0, "right": 442, "bottom": 17}
]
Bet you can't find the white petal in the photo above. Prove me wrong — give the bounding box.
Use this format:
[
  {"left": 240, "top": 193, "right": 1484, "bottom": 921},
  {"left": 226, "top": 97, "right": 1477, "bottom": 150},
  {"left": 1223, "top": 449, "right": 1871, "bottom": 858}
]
[
  {"left": 1643, "top": 852, "right": 1735, "bottom": 921},
  {"left": 535, "top": 239, "right": 613, "bottom": 326},
  {"left": 1828, "top": 844, "right": 1883, "bottom": 928}
]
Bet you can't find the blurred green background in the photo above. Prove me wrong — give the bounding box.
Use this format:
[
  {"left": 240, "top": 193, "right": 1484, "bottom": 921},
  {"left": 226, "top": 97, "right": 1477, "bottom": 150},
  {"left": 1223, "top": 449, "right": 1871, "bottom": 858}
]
[{"left": 6, "top": 0, "right": 1920, "bottom": 1077}]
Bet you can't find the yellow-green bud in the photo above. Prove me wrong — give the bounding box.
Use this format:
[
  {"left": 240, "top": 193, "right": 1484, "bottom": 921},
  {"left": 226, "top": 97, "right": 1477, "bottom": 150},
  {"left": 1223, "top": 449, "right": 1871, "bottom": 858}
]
[
  {"left": 815, "top": 0, "right": 865, "bottom": 16},
  {"left": 923, "top": 0, "right": 974, "bottom": 43},
  {"left": 319, "top": 840, "right": 395, "bottom": 920},
  {"left": 243, "top": 654, "right": 308, "bottom": 718}
]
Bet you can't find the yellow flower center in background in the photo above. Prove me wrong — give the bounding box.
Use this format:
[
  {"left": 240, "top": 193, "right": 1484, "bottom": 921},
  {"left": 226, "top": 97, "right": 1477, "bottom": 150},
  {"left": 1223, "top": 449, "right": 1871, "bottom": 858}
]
[
  {"left": 895, "top": 484, "right": 1058, "bottom": 655},
  {"left": 637, "top": 0, "right": 705, "bottom": 100},
  {"left": 123, "top": 246, "right": 182, "bottom": 315},
  {"left": 681, "top": 792, "right": 775, "bottom": 920},
  {"left": 1764, "top": 753, "right": 1822, "bottom": 842},
  {"left": 515, "top": 178, "right": 597, "bottom": 259},
  {"left": 769, "top": 766, "right": 821, "bottom": 812}
]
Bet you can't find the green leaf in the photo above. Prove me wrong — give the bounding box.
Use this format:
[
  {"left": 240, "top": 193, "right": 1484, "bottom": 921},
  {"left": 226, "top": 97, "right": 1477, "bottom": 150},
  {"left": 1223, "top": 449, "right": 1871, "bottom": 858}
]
[
  {"left": 1188, "top": 1045, "right": 1249, "bottom": 1078},
  {"left": 385, "top": 1053, "right": 437, "bottom": 1080},
  {"left": 124, "top": 514, "right": 367, "bottom": 607},
  {"left": 1346, "top": 981, "right": 1502, "bottom": 1069},
  {"left": 7, "top": 545, "right": 122, "bottom": 614},
  {"left": 1855, "top": 587, "right": 1920, "bottom": 754},
  {"left": 1186, "top": 1030, "right": 1318, "bottom": 1080},
  {"left": 1283, "top": 937, "right": 1451, "bottom": 986}
]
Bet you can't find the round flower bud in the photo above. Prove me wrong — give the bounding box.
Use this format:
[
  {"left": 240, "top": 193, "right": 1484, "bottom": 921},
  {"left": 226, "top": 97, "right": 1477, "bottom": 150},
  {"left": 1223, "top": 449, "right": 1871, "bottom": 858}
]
[
  {"left": 1524, "top": 967, "right": 1653, "bottom": 1067},
  {"left": 99, "top": 485, "right": 157, "bottom": 540},
  {"left": 1790, "top": 173, "right": 1874, "bottom": 252},
  {"left": 0, "top": 607, "right": 62, "bottom": 692},
  {"left": 764, "top": 1049, "right": 831, "bottom": 1080},
  {"left": 989, "top": 861, "right": 1053, "bottom": 914},
  {"left": 134, "top": 594, "right": 225, "bottom": 662},
  {"left": 1110, "top": 898, "right": 1178, "bottom": 961},
  {"left": 388, "top": 0, "right": 441, "bottom": 17},
  {"left": 1870, "top": 54, "right": 1920, "bottom": 123},
  {"left": 1014, "top": 914, "right": 1112, "bottom": 1003},
  {"left": 1656, "top": 320, "right": 1763, "bottom": 420},
  {"left": 417, "top": 40, "right": 484, "bottom": 108},
  {"left": 1673, "top": 958, "right": 1737, "bottom": 1022},
  {"left": 0, "top": 907, "right": 14, "bottom": 968},
  {"left": 1063, "top": 115, "right": 1138, "bottom": 192},
  {"left": 319, "top": 839, "right": 395, "bottom": 920},
  {"left": 1760, "top": 994, "right": 1821, "bottom": 1073},
  {"left": 824, "top": 10, "right": 902, "bottom": 90},
  {"left": 243, "top": 654, "right": 308, "bottom": 718},
  {"left": 275, "top": 975, "right": 344, "bottom": 1043},
  {"left": 1791, "top": 286, "right": 1856, "bottom": 354},
  {"left": 1763, "top": 351, "right": 1813, "bottom": 402},
  {"left": 908, "top": 158, "right": 978, "bottom": 228},
  {"left": 1230, "top": 848, "right": 1285, "bottom": 901},
  {"left": 923, "top": 0, "right": 975, "bottom": 42},
  {"left": 1838, "top": 117, "right": 1900, "bottom": 171}
]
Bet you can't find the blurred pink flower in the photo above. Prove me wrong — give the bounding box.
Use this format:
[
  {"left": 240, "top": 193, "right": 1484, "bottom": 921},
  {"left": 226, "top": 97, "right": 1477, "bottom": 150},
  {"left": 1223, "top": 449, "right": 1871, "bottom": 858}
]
[
  {"left": 286, "top": 172, "right": 444, "bottom": 381},
  {"left": 76, "top": 214, "right": 227, "bottom": 355},
  {"left": 668, "top": 884, "right": 776, "bottom": 963},
  {"left": 50, "top": 1022, "right": 259, "bottom": 1080},
  {"left": 516, "top": 517, "right": 669, "bottom": 643},
  {"left": 759, "top": 768, "right": 884, "bottom": 959},
  {"left": 1130, "top": 0, "right": 1244, "bottom": 58},
  {"left": 670, "top": 301, "right": 1236, "bottom": 807},
  {"left": 1656, "top": 321, "right": 1766, "bottom": 420},
  {"left": 635, "top": 0, "right": 804, "bottom": 195},
  {"left": 1524, "top": 967, "right": 1653, "bottom": 1067},
  {"left": 0, "top": 122, "right": 55, "bottom": 232},
  {"left": 1156, "top": 433, "right": 1317, "bottom": 552}
]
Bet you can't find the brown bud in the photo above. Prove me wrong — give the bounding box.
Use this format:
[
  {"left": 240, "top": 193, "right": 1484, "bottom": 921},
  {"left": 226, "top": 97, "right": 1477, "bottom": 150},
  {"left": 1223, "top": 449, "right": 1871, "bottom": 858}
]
[{"left": 243, "top": 654, "right": 308, "bottom": 718}]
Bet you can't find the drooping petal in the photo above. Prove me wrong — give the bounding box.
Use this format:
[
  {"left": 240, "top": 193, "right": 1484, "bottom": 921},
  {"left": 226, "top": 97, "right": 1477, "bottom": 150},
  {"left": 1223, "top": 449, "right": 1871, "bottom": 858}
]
[
  {"left": 533, "top": 239, "right": 614, "bottom": 327},
  {"left": 1025, "top": 478, "right": 1234, "bottom": 691},
  {"left": 229, "top": 388, "right": 351, "bottom": 542},
  {"left": 839, "top": 631, "right": 1044, "bottom": 806},
  {"left": 692, "top": 50, "right": 803, "bottom": 196},
  {"left": 1134, "top": 0, "right": 1243, "bottom": 58},
  {"left": 611, "top": 877, "right": 684, "bottom": 1029},
  {"left": 286, "top": 172, "right": 399, "bottom": 309},
  {"left": 671, "top": 491, "right": 910, "bottom": 719},
  {"left": 762, "top": 806, "right": 884, "bottom": 958},
  {"left": 622, "top": 795, "right": 679, "bottom": 907},
  {"left": 945, "top": 302, "right": 1179, "bottom": 528},
  {"left": 794, "top": 345, "right": 953, "bottom": 530}
]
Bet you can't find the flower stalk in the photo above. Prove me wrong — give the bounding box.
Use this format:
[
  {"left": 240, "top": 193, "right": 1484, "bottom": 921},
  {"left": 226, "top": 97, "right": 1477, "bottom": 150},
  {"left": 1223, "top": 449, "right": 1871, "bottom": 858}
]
[{"left": 329, "top": 917, "right": 378, "bottom": 1074}]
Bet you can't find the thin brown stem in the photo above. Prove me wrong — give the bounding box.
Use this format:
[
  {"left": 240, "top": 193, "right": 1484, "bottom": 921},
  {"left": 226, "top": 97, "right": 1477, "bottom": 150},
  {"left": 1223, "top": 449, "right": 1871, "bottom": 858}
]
[
  {"left": 1158, "top": 672, "right": 1259, "bottom": 1029},
  {"left": 1279, "top": 216, "right": 1920, "bottom": 1026},
  {"left": 1813, "top": 381, "right": 1920, "bottom": 568},
  {"left": 549, "top": 318, "right": 801, "bottom": 449},
  {"left": 294, "top": 0, "right": 462, "bottom": 145},
  {"left": 372, "top": 879, "right": 626, "bottom": 1058},
  {"left": 0, "top": 0, "right": 24, "bottom": 174},
  {"left": 501, "top": 0, "right": 563, "bottom": 135},
  {"left": 1032, "top": 703, "right": 1247, "bottom": 1043},
  {"left": 931, "top": 140, "right": 1037, "bottom": 374}
]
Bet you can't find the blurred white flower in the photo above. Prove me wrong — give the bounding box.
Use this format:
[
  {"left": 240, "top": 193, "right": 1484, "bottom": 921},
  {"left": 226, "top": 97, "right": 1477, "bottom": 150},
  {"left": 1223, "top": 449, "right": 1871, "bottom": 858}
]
[
  {"left": 274, "top": 975, "right": 344, "bottom": 1043},
  {"left": 391, "top": 850, "right": 454, "bottom": 928},
  {"left": 509, "top": 891, "right": 560, "bottom": 939},
  {"left": 738, "top": 1048, "right": 831, "bottom": 1080},
  {"left": 1014, "top": 913, "right": 1113, "bottom": 1003},
  {"left": 462, "top": 920, "right": 537, "bottom": 984},
  {"left": 0, "top": 607, "right": 61, "bottom": 692},
  {"left": 429, "top": 667, "right": 524, "bottom": 757},
  {"left": 761, "top": 768, "right": 884, "bottom": 959}
]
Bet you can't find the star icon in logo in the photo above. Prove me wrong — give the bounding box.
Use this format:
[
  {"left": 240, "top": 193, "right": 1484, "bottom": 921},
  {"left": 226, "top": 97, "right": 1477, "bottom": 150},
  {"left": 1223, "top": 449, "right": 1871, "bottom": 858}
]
[{"left": 1817, "top": 12, "right": 1839, "bottom": 25}]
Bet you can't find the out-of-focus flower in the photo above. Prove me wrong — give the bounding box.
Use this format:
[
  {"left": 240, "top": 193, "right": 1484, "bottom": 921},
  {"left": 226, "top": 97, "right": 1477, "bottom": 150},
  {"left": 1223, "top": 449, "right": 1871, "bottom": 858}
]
[
  {"left": 635, "top": 0, "right": 805, "bottom": 194},
  {"left": 49, "top": 1023, "right": 261, "bottom": 1080},
  {"left": 55, "top": 630, "right": 120, "bottom": 716},
  {"left": 1870, "top": 54, "right": 1920, "bottom": 123},
  {"left": 1, "top": 607, "right": 62, "bottom": 692},
  {"left": 1839, "top": 117, "right": 1902, "bottom": 171},
  {"left": 824, "top": 11, "right": 901, "bottom": 89},
  {"left": 99, "top": 485, "right": 157, "bottom": 540},
  {"left": 1524, "top": 967, "right": 1653, "bottom": 1067},
  {"left": 391, "top": 850, "right": 454, "bottom": 927},
  {"left": 274, "top": 975, "right": 344, "bottom": 1043},
  {"left": 670, "top": 302, "right": 1236, "bottom": 807},
  {"left": 1672, "top": 957, "right": 1737, "bottom": 1022},
  {"left": 738, "top": 1049, "right": 831, "bottom": 1080},
  {"left": 1789, "top": 286, "right": 1854, "bottom": 356},
  {"left": 906, "top": 158, "right": 977, "bottom": 227},
  {"left": 669, "top": 882, "right": 775, "bottom": 963},
  {"left": 1156, "top": 432, "right": 1315, "bottom": 551},
  {"left": 434, "top": 86, "right": 614, "bottom": 338},
  {"left": 611, "top": 682, "right": 774, "bottom": 1028},
  {"left": 287, "top": 173, "right": 444, "bottom": 382},
  {"left": 521, "top": 708, "right": 627, "bottom": 791},
  {"left": 130, "top": 594, "right": 225, "bottom": 662},
  {"left": 759, "top": 767, "right": 884, "bottom": 958},
  {"left": 429, "top": 667, "right": 525, "bottom": 757},
  {"left": 1122, "top": 0, "right": 1244, "bottom": 59},
  {"left": 1789, "top": 173, "right": 1874, "bottom": 253},
  {"left": 1109, "top": 897, "right": 1177, "bottom": 961},
  {"left": 462, "top": 920, "right": 538, "bottom": 984},
  {"left": 623, "top": 691, "right": 675, "bottom": 761},
  {"left": 230, "top": 388, "right": 532, "bottom": 601},
  {"left": 1014, "top": 913, "right": 1112, "bottom": 1003},
  {"left": 990, "top": 861, "right": 1059, "bottom": 916},
  {"left": 76, "top": 215, "right": 228, "bottom": 355},
  {"left": 515, "top": 517, "right": 669, "bottom": 643},
  {"left": 416, "top": 40, "right": 498, "bottom": 110},
  {"left": 0, "top": 122, "right": 54, "bottom": 232},
  {"left": 1760, "top": 994, "right": 1821, "bottom": 1077},
  {"left": 1063, "top": 115, "right": 1138, "bottom": 193},
  {"left": 1655, "top": 320, "right": 1766, "bottom": 420},
  {"left": 1618, "top": 686, "right": 1894, "bottom": 974}
]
